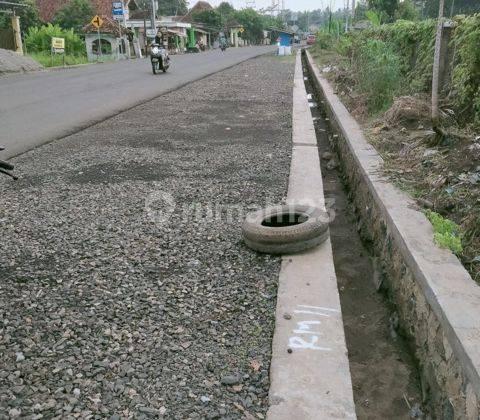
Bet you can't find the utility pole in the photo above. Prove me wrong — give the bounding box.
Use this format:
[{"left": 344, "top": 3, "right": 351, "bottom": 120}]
[
  {"left": 345, "top": 0, "right": 349, "bottom": 32},
  {"left": 431, "top": 0, "right": 445, "bottom": 128},
  {"left": 150, "top": 0, "right": 156, "bottom": 33}
]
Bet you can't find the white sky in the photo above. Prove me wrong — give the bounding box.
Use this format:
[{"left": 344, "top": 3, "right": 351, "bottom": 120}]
[{"left": 190, "top": 0, "right": 346, "bottom": 12}]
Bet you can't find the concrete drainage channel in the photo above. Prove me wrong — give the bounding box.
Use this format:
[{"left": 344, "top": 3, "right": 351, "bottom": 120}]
[
  {"left": 303, "top": 57, "right": 423, "bottom": 418},
  {"left": 302, "top": 48, "right": 480, "bottom": 418}
]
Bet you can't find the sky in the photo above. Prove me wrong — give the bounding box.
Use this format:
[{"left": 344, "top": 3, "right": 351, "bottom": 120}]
[{"left": 191, "top": 0, "right": 346, "bottom": 12}]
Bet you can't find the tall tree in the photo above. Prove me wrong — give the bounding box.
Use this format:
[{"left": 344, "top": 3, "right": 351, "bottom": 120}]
[
  {"left": 367, "top": 0, "right": 399, "bottom": 21},
  {"left": 0, "top": 0, "right": 41, "bottom": 32},
  {"left": 192, "top": 9, "right": 222, "bottom": 28},
  {"left": 157, "top": 0, "right": 188, "bottom": 16},
  {"left": 217, "top": 1, "right": 234, "bottom": 17},
  {"left": 53, "top": 0, "right": 94, "bottom": 31},
  {"left": 233, "top": 8, "right": 264, "bottom": 43},
  {"left": 423, "top": 0, "right": 478, "bottom": 17}
]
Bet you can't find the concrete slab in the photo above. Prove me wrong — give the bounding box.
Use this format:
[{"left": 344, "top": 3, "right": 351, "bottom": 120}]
[{"left": 267, "top": 51, "right": 356, "bottom": 420}]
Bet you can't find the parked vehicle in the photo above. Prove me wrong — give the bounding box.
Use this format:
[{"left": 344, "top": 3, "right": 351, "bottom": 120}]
[
  {"left": 306, "top": 34, "right": 316, "bottom": 45},
  {"left": 151, "top": 41, "right": 170, "bottom": 74},
  {"left": 0, "top": 147, "right": 17, "bottom": 180}
]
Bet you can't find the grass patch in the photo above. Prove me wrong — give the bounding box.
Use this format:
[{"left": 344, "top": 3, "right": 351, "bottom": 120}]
[
  {"left": 28, "top": 52, "right": 90, "bottom": 68},
  {"left": 425, "top": 210, "right": 464, "bottom": 255}
]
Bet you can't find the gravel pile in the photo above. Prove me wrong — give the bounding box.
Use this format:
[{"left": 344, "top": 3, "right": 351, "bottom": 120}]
[
  {"left": 0, "top": 55, "right": 294, "bottom": 418},
  {"left": 0, "top": 49, "right": 43, "bottom": 75}
]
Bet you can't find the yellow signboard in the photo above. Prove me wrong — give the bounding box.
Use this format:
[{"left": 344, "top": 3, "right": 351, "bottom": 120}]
[
  {"left": 91, "top": 15, "right": 103, "bottom": 28},
  {"left": 51, "top": 37, "right": 65, "bottom": 50}
]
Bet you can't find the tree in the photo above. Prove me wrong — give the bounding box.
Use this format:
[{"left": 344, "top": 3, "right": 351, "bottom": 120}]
[
  {"left": 394, "top": 0, "right": 419, "bottom": 20},
  {"left": 192, "top": 9, "right": 222, "bottom": 29},
  {"left": 422, "top": 0, "right": 478, "bottom": 17},
  {"left": 233, "top": 8, "right": 264, "bottom": 43},
  {"left": 0, "top": 0, "right": 41, "bottom": 32},
  {"left": 217, "top": 1, "right": 234, "bottom": 18},
  {"left": 53, "top": 0, "right": 94, "bottom": 31},
  {"left": 367, "top": 0, "right": 399, "bottom": 22},
  {"left": 157, "top": 0, "right": 188, "bottom": 16}
]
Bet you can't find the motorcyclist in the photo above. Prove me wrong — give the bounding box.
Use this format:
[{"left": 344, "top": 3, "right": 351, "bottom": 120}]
[
  {"left": 219, "top": 35, "right": 227, "bottom": 51},
  {"left": 153, "top": 29, "right": 170, "bottom": 64}
]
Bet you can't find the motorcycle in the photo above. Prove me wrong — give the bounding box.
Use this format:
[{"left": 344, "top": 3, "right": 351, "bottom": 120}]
[
  {"left": 220, "top": 43, "right": 227, "bottom": 52},
  {"left": 150, "top": 41, "right": 170, "bottom": 74},
  {"left": 0, "top": 147, "right": 17, "bottom": 180}
]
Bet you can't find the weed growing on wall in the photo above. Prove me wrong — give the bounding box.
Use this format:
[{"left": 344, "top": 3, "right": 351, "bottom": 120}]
[{"left": 425, "top": 210, "right": 464, "bottom": 255}]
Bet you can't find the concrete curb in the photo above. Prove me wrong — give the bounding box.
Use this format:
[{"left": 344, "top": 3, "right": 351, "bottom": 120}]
[
  {"left": 305, "top": 49, "right": 480, "bottom": 417},
  {"left": 267, "top": 51, "right": 356, "bottom": 420}
]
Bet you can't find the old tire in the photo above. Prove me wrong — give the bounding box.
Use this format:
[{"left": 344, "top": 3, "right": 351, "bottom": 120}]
[{"left": 242, "top": 205, "right": 329, "bottom": 255}]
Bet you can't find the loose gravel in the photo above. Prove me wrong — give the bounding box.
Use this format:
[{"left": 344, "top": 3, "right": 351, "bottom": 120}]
[{"left": 0, "top": 54, "right": 294, "bottom": 419}]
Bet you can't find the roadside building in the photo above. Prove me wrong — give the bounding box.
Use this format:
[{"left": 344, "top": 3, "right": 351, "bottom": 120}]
[
  {"left": 269, "top": 28, "right": 294, "bottom": 55},
  {"left": 82, "top": 17, "right": 131, "bottom": 61},
  {"left": 177, "top": 1, "right": 215, "bottom": 51}
]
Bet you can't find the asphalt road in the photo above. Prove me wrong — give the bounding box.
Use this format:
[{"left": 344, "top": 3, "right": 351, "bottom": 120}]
[{"left": 0, "top": 46, "right": 274, "bottom": 159}]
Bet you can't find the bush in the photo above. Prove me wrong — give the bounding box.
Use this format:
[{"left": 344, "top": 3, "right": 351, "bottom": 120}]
[
  {"left": 355, "top": 39, "right": 403, "bottom": 112},
  {"left": 452, "top": 14, "right": 480, "bottom": 128},
  {"left": 425, "top": 210, "right": 464, "bottom": 255},
  {"left": 315, "top": 31, "right": 335, "bottom": 49},
  {"left": 25, "top": 24, "right": 85, "bottom": 56}
]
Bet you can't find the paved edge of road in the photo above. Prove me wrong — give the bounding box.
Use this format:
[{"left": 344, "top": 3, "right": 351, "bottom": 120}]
[
  {"left": 266, "top": 50, "right": 356, "bottom": 420},
  {"left": 5, "top": 47, "right": 275, "bottom": 160},
  {"left": 305, "top": 49, "right": 480, "bottom": 416}
]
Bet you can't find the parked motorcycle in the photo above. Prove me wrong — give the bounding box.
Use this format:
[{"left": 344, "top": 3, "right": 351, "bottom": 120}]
[
  {"left": 0, "top": 147, "right": 17, "bottom": 180},
  {"left": 151, "top": 42, "right": 170, "bottom": 74}
]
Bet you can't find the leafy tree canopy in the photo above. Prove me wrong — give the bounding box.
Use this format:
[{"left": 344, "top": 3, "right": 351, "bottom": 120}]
[
  {"left": 192, "top": 9, "right": 222, "bottom": 29},
  {"left": 422, "top": 0, "right": 479, "bottom": 17},
  {"left": 367, "top": 0, "right": 399, "bottom": 22},
  {"left": 217, "top": 1, "right": 234, "bottom": 18},
  {"left": 0, "top": 0, "right": 41, "bottom": 32},
  {"left": 233, "top": 8, "right": 264, "bottom": 42},
  {"left": 157, "top": 0, "right": 188, "bottom": 16},
  {"left": 53, "top": 0, "right": 94, "bottom": 31}
]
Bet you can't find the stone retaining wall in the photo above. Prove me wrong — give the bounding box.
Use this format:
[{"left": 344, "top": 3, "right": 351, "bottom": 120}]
[{"left": 305, "top": 49, "right": 480, "bottom": 419}]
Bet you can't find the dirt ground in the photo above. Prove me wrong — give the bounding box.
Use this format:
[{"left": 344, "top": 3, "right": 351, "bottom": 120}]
[{"left": 305, "top": 78, "right": 424, "bottom": 419}]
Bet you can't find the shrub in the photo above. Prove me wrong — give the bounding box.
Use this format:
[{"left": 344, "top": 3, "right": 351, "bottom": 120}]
[
  {"left": 425, "top": 210, "right": 464, "bottom": 255},
  {"left": 315, "top": 31, "right": 335, "bottom": 50},
  {"left": 451, "top": 14, "right": 480, "bottom": 128},
  {"left": 355, "top": 39, "right": 403, "bottom": 112},
  {"left": 25, "top": 24, "right": 85, "bottom": 56}
]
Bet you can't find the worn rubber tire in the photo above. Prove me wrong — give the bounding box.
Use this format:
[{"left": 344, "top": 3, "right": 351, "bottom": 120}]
[{"left": 242, "top": 205, "right": 329, "bottom": 255}]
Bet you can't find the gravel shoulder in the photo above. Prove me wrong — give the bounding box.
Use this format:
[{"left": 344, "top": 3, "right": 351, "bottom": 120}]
[{"left": 0, "top": 55, "right": 294, "bottom": 419}]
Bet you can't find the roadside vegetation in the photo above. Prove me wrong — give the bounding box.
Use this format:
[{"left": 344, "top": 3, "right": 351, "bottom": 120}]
[
  {"left": 309, "top": 1, "right": 480, "bottom": 281},
  {"left": 2, "top": 0, "right": 285, "bottom": 68},
  {"left": 25, "top": 24, "right": 88, "bottom": 67}
]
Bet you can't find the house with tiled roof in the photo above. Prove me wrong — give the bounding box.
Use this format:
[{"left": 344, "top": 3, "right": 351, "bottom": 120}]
[{"left": 36, "top": 0, "right": 121, "bottom": 22}]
